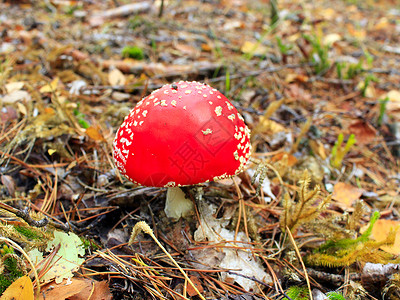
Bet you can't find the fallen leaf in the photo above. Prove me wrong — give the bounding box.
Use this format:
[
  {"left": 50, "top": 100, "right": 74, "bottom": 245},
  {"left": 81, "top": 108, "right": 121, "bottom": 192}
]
[
  {"left": 39, "top": 278, "right": 90, "bottom": 300},
  {"left": 40, "top": 77, "right": 60, "bottom": 93},
  {"left": 373, "top": 17, "right": 389, "bottom": 31},
  {"left": 369, "top": 219, "right": 400, "bottom": 255},
  {"left": 86, "top": 126, "right": 104, "bottom": 141},
  {"left": 348, "top": 120, "right": 376, "bottom": 145},
  {"left": 385, "top": 90, "right": 400, "bottom": 113},
  {"left": 28, "top": 231, "right": 85, "bottom": 283},
  {"left": 332, "top": 182, "right": 363, "bottom": 207},
  {"left": 174, "top": 43, "right": 200, "bottom": 57},
  {"left": 69, "top": 280, "right": 113, "bottom": 300},
  {"left": 346, "top": 24, "right": 366, "bottom": 40},
  {"left": 241, "top": 41, "right": 268, "bottom": 56},
  {"left": 108, "top": 68, "right": 126, "bottom": 86},
  {"left": 5, "top": 81, "right": 24, "bottom": 93},
  {"left": 1, "top": 174, "right": 15, "bottom": 197},
  {"left": 323, "top": 33, "right": 341, "bottom": 46},
  {"left": 285, "top": 73, "right": 309, "bottom": 83},
  {"left": 186, "top": 275, "right": 204, "bottom": 297},
  {"left": 201, "top": 43, "right": 212, "bottom": 52},
  {"left": 0, "top": 276, "right": 34, "bottom": 300},
  {"left": 309, "top": 140, "right": 327, "bottom": 159},
  {"left": 271, "top": 152, "right": 298, "bottom": 167},
  {"left": 2, "top": 90, "right": 31, "bottom": 103}
]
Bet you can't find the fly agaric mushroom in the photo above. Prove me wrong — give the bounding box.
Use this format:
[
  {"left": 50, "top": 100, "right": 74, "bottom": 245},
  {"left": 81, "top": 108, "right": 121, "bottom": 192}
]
[{"left": 113, "top": 81, "right": 251, "bottom": 219}]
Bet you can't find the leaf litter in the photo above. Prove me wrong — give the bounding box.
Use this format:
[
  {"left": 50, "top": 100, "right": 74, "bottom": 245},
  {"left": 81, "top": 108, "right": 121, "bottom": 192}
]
[{"left": 0, "top": 0, "right": 400, "bottom": 299}]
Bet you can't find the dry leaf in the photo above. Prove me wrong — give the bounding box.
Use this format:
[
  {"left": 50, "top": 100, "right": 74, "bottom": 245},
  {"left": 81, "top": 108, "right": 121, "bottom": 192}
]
[
  {"left": 255, "top": 118, "right": 286, "bottom": 135},
  {"left": 108, "top": 68, "right": 126, "bottom": 86},
  {"left": 285, "top": 73, "right": 309, "bottom": 83},
  {"left": 40, "top": 77, "right": 60, "bottom": 93},
  {"left": 39, "top": 278, "right": 90, "bottom": 300},
  {"left": 174, "top": 43, "right": 200, "bottom": 57},
  {"left": 0, "top": 276, "right": 34, "bottom": 300},
  {"left": 186, "top": 275, "right": 204, "bottom": 297},
  {"left": 346, "top": 24, "right": 366, "bottom": 40},
  {"left": 332, "top": 182, "right": 363, "bottom": 207},
  {"left": 369, "top": 219, "right": 400, "bottom": 255},
  {"left": 373, "top": 17, "right": 389, "bottom": 31},
  {"left": 385, "top": 90, "right": 400, "bottom": 113},
  {"left": 86, "top": 126, "right": 104, "bottom": 141},
  {"left": 241, "top": 41, "right": 268, "bottom": 56},
  {"left": 69, "top": 280, "right": 112, "bottom": 300},
  {"left": 348, "top": 120, "right": 376, "bottom": 145},
  {"left": 323, "top": 33, "right": 341, "bottom": 46},
  {"left": 5, "top": 81, "right": 24, "bottom": 93},
  {"left": 309, "top": 140, "right": 327, "bottom": 159},
  {"left": 1, "top": 174, "right": 15, "bottom": 197},
  {"left": 2, "top": 90, "right": 31, "bottom": 103},
  {"left": 271, "top": 152, "right": 298, "bottom": 167}
]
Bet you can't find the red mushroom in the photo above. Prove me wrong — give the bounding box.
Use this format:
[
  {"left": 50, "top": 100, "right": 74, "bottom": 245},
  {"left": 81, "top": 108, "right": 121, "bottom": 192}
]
[{"left": 113, "top": 81, "right": 251, "bottom": 218}]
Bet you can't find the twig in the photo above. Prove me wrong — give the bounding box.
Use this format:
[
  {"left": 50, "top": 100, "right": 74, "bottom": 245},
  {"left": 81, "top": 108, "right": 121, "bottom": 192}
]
[{"left": 0, "top": 202, "right": 70, "bottom": 232}]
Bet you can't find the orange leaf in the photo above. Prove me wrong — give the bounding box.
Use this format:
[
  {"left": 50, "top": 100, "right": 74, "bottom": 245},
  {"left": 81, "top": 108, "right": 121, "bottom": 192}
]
[
  {"left": 332, "top": 182, "right": 363, "bottom": 207},
  {"left": 271, "top": 152, "right": 298, "bottom": 167},
  {"left": 39, "top": 278, "right": 89, "bottom": 300},
  {"left": 0, "top": 276, "right": 34, "bottom": 300},
  {"left": 186, "top": 275, "right": 204, "bottom": 297},
  {"left": 369, "top": 219, "right": 400, "bottom": 255},
  {"left": 86, "top": 126, "right": 104, "bottom": 141}
]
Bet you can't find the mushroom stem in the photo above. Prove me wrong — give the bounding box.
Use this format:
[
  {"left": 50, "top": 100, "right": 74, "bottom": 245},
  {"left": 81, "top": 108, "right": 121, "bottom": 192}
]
[{"left": 164, "top": 187, "right": 194, "bottom": 219}]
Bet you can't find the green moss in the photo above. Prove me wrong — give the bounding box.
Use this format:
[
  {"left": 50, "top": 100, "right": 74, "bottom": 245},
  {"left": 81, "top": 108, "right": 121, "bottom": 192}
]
[
  {"left": 121, "top": 46, "right": 145, "bottom": 60},
  {"left": 14, "top": 225, "right": 41, "bottom": 240},
  {"left": 0, "top": 255, "right": 25, "bottom": 294}
]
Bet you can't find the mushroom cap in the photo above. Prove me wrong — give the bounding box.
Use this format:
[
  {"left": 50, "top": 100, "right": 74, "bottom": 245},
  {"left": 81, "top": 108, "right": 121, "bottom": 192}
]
[{"left": 113, "top": 81, "right": 251, "bottom": 187}]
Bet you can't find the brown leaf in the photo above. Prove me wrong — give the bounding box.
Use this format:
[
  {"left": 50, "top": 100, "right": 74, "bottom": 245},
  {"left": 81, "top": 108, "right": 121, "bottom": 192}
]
[
  {"left": 39, "top": 278, "right": 90, "bottom": 300},
  {"left": 348, "top": 120, "right": 376, "bottom": 145},
  {"left": 332, "top": 182, "right": 363, "bottom": 207},
  {"left": 186, "top": 275, "right": 204, "bottom": 297},
  {"left": 69, "top": 280, "right": 113, "bottom": 300},
  {"left": 271, "top": 152, "right": 298, "bottom": 167},
  {"left": 1, "top": 175, "right": 15, "bottom": 197}
]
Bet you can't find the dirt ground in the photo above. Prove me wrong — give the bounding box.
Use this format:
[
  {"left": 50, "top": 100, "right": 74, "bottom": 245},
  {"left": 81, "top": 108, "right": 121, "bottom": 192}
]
[{"left": 1, "top": 0, "right": 400, "bottom": 299}]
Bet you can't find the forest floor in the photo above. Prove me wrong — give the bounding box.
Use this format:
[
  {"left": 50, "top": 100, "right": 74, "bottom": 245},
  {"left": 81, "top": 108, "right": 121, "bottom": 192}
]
[{"left": 1, "top": 0, "right": 400, "bottom": 299}]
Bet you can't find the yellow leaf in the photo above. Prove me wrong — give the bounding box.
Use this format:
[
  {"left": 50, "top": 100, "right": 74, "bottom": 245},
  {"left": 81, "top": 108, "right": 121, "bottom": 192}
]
[
  {"left": 48, "top": 149, "right": 57, "bottom": 155},
  {"left": 332, "top": 182, "right": 363, "bottom": 207},
  {"left": 40, "top": 77, "right": 59, "bottom": 93},
  {"left": 369, "top": 219, "right": 400, "bottom": 255},
  {"left": 241, "top": 41, "right": 268, "bottom": 56},
  {"left": 86, "top": 126, "right": 104, "bottom": 141},
  {"left": 108, "top": 68, "right": 126, "bottom": 86},
  {"left": 374, "top": 18, "right": 389, "bottom": 31},
  {"left": 309, "top": 140, "right": 327, "bottom": 159},
  {"left": 0, "top": 276, "right": 34, "bottom": 300}
]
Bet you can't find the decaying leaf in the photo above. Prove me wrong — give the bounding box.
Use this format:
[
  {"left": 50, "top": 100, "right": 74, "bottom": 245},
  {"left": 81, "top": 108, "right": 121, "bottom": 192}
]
[
  {"left": 332, "top": 182, "right": 363, "bottom": 207},
  {"left": 28, "top": 231, "right": 85, "bottom": 283},
  {"left": 348, "top": 120, "right": 376, "bottom": 145},
  {"left": 192, "top": 202, "right": 272, "bottom": 292}
]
